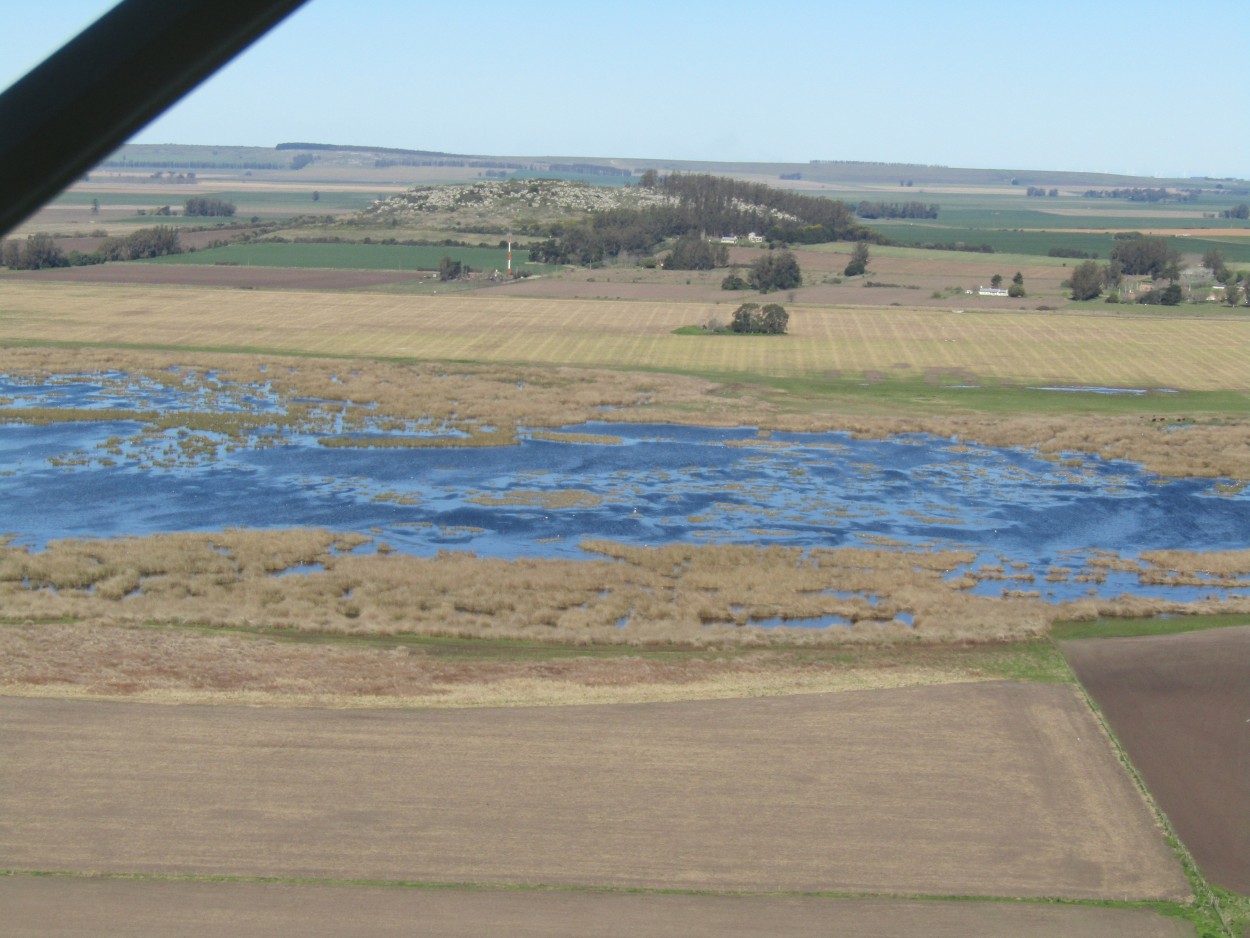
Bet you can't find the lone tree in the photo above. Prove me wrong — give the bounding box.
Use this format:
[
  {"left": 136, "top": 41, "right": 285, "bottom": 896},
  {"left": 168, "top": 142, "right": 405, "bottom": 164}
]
[
  {"left": 749, "top": 250, "right": 802, "bottom": 292},
  {"left": 1202, "top": 247, "right": 1228, "bottom": 281},
  {"left": 990, "top": 273, "right": 1003, "bottom": 288},
  {"left": 844, "top": 241, "right": 869, "bottom": 277},
  {"left": 1069, "top": 260, "right": 1102, "bottom": 300}
]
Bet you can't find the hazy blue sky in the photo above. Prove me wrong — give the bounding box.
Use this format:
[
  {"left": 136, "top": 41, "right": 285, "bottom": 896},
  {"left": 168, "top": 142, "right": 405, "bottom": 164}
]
[{"left": 4, "top": 0, "right": 1247, "bottom": 178}]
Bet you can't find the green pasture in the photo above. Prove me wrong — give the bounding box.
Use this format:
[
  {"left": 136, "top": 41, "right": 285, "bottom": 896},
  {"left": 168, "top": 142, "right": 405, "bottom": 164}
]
[
  {"left": 868, "top": 222, "right": 1250, "bottom": 264},
  {"left": 1052, "top": 613, "right": 1250, "bottom": 641},
  {"left": 658, "top": 368, "right": 1250, "bottom": 419},
  {"left": 868, "top": 221, "right": 1117, "bottom": 258},
  {"left": 138, "top": 241, "right": 544, "bottom": 272}
]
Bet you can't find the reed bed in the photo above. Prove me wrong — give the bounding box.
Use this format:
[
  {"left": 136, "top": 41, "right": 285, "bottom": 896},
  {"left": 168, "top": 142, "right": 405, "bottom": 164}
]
[{"left": 0, "top": 530, "right": 1057, "bottom": 646}]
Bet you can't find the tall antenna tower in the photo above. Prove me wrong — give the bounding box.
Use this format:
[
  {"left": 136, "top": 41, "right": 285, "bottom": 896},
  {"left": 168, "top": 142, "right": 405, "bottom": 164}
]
[{"left": 507, "top": 232, "right": 513, "bottom": 277}]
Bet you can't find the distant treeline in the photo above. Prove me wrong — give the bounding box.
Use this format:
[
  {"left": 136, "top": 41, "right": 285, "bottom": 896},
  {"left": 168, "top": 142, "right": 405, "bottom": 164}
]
[
  {"left": 1083, "top": 187, "right": 1201, "bottom": 203},
  {"left": 1048, "top": 247, "right": 1098, "bottom": 259},
  {"left": 854, "top": 201, "right": 939, "bottom": 219},
  {"left": 907, "top": 241, "right": 995, "bottom": 253},
  {"left": 101, "top": 160, "right": 284, "bottom": 170},
  {"left": 529, "top": 172, "right": 877, "bottom": 266}
]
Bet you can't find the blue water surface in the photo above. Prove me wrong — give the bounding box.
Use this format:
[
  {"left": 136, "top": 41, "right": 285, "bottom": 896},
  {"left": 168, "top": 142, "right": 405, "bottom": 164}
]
[{"left": 3, "top": 374, "right": 1248, "bottom": 605}]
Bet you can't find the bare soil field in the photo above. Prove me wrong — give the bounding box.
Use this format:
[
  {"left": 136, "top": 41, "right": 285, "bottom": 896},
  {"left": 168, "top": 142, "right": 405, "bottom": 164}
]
[
  {"left": 0, "top": 686, "right": 1186, "bottom": 899},
  {"left": 6, "top": 264, "right": 425, "bottom": 291},
  {"left": 1063, "top": 625, "right": 1250, "bottom": 893},
  {"left": 0, "top": 877, "right": 1194, "bottom": 938}
]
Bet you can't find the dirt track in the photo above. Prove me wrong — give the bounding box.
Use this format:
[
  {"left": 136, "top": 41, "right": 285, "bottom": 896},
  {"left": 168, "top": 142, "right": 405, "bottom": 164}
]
[
  {"left": 0, "top": 683, "right": 1185, "bottom": 900},
  {"left": 0, "top": 876, "right": 1193, "bottom": 938},
  {"left": 1063, "top": 625, "right": 1250, "bottom": 893}
]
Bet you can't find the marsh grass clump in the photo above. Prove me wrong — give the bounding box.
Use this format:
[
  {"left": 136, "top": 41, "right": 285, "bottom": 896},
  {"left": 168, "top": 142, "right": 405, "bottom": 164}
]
[{"left": 2, "top": 532, "right": 1055, "bottom": 645}]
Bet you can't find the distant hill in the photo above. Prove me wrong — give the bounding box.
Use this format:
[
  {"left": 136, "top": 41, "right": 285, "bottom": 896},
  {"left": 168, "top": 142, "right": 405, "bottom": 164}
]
[{"left": 99, "top": 143, "right": 1245, "bottom": 191}]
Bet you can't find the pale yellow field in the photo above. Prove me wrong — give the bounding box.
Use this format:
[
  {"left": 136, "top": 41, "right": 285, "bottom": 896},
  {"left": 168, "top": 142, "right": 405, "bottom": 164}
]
[{"left": 2, "top": 280, "right": 1249, "bottom": 389}]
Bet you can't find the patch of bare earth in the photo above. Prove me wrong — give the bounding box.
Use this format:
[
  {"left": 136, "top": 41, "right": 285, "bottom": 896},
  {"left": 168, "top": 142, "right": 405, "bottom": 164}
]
[
  {"left": 1063, "top": 625, "right": 1250, "bottom": 893},
  {"left": 0, "top": 877, "right": 1194, "bottom": 938},
  {"left": 0, "top": 685, "right": 1187, "bottom": 899}
]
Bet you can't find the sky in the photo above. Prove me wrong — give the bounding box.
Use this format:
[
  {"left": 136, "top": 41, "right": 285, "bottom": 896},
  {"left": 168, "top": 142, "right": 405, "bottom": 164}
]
[{"left": 3, "top": 0, "right": 1248, "bottom": 179}]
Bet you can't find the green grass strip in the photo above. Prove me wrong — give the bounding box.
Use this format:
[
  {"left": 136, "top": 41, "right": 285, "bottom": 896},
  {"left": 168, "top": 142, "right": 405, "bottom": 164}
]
[{"left": 1052, "top": 613, "right": 1250, "bottom": 642}]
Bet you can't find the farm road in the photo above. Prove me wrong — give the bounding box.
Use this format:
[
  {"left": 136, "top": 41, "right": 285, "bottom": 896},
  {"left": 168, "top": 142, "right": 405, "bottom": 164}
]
[
  {"left": 0, "top": 683, "right": 1185, "bottom": 900},
  {"left": 0, "top": 877, "right": 1194, "bottom": 938}
]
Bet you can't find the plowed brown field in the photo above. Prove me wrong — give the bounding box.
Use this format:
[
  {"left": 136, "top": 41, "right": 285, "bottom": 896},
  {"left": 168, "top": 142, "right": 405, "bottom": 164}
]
[
  {"left": 1063, "top": 625, "right": 1250, "bottom": 893},
  {"left": 0, "top": 684, "right": 1186, "bottom": 900},
  {"left": 0, "top": 877, "right": 1194, "bottom": 938}
]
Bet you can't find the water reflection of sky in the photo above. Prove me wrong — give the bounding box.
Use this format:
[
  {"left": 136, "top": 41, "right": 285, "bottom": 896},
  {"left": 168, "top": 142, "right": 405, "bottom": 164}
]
[{"left": 3, "top": 374, "right": 1249, "bottom": 605}]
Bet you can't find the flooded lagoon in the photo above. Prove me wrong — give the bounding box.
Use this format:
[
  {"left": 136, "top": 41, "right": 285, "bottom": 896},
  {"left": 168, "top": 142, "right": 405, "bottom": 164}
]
[{"left": 3, "top": 371, "right": 1249, "bottom": 606}]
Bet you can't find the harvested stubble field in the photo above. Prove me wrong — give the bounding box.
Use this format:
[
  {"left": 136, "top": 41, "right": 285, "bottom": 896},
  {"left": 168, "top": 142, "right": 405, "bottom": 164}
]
[
  {"left": 1063, "top": 625, "right": 1250, "bottom": 894},
  {"left": 0, "top": 687, "right": 1188, "bottom": 899},
  {"left": 2, "top": 281, "right": 1249, "bottom": 392}
]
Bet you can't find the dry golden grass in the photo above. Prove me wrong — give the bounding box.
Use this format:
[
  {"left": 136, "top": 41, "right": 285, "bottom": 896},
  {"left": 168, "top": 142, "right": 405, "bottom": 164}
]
[
  {"left": 0, "top": 620, "right": 1029, "bottom": 709},
  {"left": 2, "top": 280, "right": 1248, "bottom": 390}
]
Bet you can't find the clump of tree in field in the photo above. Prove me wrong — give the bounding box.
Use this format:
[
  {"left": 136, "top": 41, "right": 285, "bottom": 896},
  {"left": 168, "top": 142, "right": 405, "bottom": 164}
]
[
  {"left": 749, "top": 251, "right": 802, "bottom": 292},
  {"left": 183, "top": 197, "right": 237, "bottom": 217},
  {"left": 730, "top": 302, "right": 789, "bottom": 334},
  {"left": 854, "top": 200, "right": 938, "bottom": 219},
  {"left": 1068, "top": 261, "right": 1104, "bottom": 301},
  {"left": 1136, "top": 283, "right": 1183, "bottom": 306},
  {"left": 437, "top": 255, "right": 463, "bottom": 280},
  {"left": 0, "top": 233, "right": 68, "bottom": 270},
  {"left": 1221, "top": 203, "right": 1249, "bottom": 219},
  {"left": 1109, "top": 234, "right": 1180, "bottom": 279},
  {"left": 1008, "top": 271, "right": 1026, "bottom": 297},
  {"left": 663, "top": 234, "right": 727, "bottom": 270},
  {"left": 2, "top": 226, "right": 181, "bottom": 270}
]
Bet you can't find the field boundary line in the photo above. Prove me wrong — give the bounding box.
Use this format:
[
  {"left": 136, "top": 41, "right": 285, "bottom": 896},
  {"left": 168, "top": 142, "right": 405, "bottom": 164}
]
[{"left": 0, "top": 868, "right": 1198, "bottom": 917}]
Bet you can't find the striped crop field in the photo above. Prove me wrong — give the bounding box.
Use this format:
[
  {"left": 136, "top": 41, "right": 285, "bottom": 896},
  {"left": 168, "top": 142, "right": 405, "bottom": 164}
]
[{"left": 2, "top": 280, "right": 1249, "bottom": 391}]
